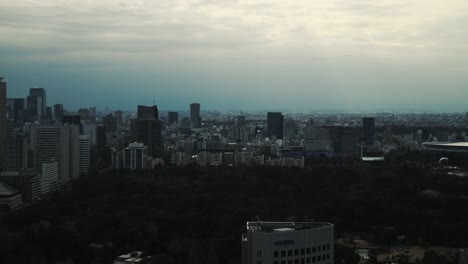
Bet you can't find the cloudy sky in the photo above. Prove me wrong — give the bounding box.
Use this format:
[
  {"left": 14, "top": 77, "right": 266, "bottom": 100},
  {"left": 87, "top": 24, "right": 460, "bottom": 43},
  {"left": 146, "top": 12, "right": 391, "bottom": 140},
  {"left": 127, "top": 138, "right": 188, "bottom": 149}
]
[{"left": 1, "top": 0, "right": 468, "bottom": 111}]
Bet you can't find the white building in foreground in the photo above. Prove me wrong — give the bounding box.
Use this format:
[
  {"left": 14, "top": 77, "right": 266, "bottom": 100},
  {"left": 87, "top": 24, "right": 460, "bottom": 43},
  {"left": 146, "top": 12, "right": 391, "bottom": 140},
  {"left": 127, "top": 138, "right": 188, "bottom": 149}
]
[{"left": 242, "top": 221, "right": 334, "bottom": 264}]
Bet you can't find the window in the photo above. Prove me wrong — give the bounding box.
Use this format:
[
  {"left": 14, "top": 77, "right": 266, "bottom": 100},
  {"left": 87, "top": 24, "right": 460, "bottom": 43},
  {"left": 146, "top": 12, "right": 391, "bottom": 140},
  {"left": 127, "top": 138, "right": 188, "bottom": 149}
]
[
  {"left": 318, "top": 256, "right": 321, "bottom": 261},
  {"left": 256, "top": 261, "right": 262, "bottom": 264},
  {"left": 274, "top": 262, "right": 278, "bottom": 264},
  {"left": 294, "top": 259, "right": 299, "bottom": 264},
  {"left": 327, "top": 253, "right": 330, "bottom": 260},
  {"left": 312, "top": 256, "right": 316, "bottom": 263},
  {"left": 288, "top": 250, "right": 293, "bottom": 256},
  {"left": 288, "top": 260, "right": 292, "bottom": 264},
  {"left": 318, "top": 246, "right": 321, "bottom": 252},
  {"left": 281, "top": 261, "right": 286, "bottom": 264},
  {"left": 281, "top": 251, "right": 286, "bottom": 257},
  {"left": 274, "top": 251, "right": 279, "bottom": 258},
  {"left": 301, "top": 258, "right": 305, "bottom": 264},
  {"left": 312, "top": 247, "right": 316, "bottom": 253},
  {"left": 294, "top": 249, "right": 299, "bottom": 255},
  {"left": 322, "top": 245, "right": 326, "bottom": 251},
  {"left": 301, "top": 248, "right": 305, "bottom": 255},
  {"left": 257, "top": 251, "right": 262, "bottom": 258},
  {"left": 307, "top": 248, "right": 311, "bottom": 254},
  {"left": 306, "top": 257, "right": 311, "bottom": 263},
  {"left": 323, "top": 254, "right": 326, "bottom": 260},
  {"left": 327, "top": 244, "right": 330, "bottom": 250}
]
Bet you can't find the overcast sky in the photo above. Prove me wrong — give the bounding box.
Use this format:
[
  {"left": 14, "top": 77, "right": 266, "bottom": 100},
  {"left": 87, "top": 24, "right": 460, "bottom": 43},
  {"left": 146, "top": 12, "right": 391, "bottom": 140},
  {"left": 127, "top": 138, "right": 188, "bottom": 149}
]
[{"left": 1, "top": 0, "right": 468, "bottom": 112}]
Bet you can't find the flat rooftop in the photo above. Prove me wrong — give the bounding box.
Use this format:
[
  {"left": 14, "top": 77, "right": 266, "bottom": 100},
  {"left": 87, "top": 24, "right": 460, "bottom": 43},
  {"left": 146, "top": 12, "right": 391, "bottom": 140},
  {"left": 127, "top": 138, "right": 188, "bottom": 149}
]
[
  {"left": 423, "top": 142, "right": 468, "bottom": 147},
  {"left": 246, "top": 222, "right": 332, "bottom": 233}
]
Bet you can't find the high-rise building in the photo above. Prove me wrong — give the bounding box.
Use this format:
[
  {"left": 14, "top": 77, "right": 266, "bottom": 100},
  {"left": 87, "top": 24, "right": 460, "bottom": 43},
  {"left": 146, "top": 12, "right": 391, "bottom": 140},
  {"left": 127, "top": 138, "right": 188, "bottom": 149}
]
[
  {"left": 123, "top": 142, "right": 147, "bottom": 171},
  {"left": 190, "top": 103, "right": 201, "bottom": 128},
  {"left": 6, "top": 98, "right": 25, "bottom": 124},
  {"left": 78, "top": 108, "right": 90, "bottom": 121},
  {"left": 137, "top": 105, "right": 158, "bottom": 120},
  {"left": 267, "top": 112, "right": 284, "bottom": 140},
  {"left": 29, "top": 88, "right": 47, "bottom": 117},
  {"left": 30, "top": 124, "right": 80, "bottom": 185},
  {"left": 26, "top": 95, "right": 42, "bottom": 121},
  {"left": 362, "top": 117, "right": 376, "bottom": 145},
  {"left": 0, "top": 78, "right": 6, "bottom": 170},
  {"left": 45, "top": 106, "right": 53, "bottom": 121},
  {"left": 40, "top": 161, "right": 59, "bottom": 195},
  {"left": 130, "top": 119, "right": 162, "bottom": 158},
  {"left": 5, "top": 120, "right": 27, "bottom": 172},
  {"left": 102, "top": 114, "right": 117, "bottom": 134},
  {"left": 62, "top": 115, "right": 83, "bottom": 134},
  {"left": 53, "top": 104, "right": 64, "bottom": 122},
  {"left": 167, "top": 111, "right": 179, "bottom": 125},
  {"left": 79, "top": 135, "right": 90, "bottom": 176},
  {"left": 114, "top": 110, "right": 123, "bottom": 125},
  {"left": 241, "top": 221, "right": 334, "bottom": 264}
]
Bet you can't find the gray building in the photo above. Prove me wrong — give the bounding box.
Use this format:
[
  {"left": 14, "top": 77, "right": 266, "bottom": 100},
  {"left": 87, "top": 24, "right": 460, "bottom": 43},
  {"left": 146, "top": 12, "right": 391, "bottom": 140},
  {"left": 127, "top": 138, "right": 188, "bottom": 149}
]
[
  {"left": 190, "top": 103, "right": 201, "bottom": 128},
  {"left": 242, "top": 221, "right": 334, "bottom": 264},
  {"left": 30, "top": 124, "right": 80, "bottom": 185},
  {"left": 267, "top": 112, "right": 284, "bottom": 140}
]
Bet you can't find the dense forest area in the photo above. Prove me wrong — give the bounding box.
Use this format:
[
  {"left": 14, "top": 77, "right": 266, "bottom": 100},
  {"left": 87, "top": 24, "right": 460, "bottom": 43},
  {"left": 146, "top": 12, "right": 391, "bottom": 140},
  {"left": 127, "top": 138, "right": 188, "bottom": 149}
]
[{"left": 0, "top": 160, "right": 467, "bottom": 264}]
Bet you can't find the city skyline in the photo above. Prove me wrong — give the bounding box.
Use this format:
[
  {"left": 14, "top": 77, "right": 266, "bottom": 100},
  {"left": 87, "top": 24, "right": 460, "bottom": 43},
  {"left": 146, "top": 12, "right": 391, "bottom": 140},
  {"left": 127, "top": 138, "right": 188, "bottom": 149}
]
[{"left": 1, "top": 0, "right": 468, "bottom": 111}]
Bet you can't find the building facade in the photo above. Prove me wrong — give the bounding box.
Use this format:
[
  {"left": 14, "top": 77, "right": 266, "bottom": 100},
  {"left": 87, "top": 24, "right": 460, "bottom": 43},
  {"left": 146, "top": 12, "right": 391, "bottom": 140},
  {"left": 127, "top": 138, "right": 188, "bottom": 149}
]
[
  {"left": 242, "top": 222, "right": 334, "bottom": 264},
  {"left": 267, "top": 112, "right": 284, "bottom": 140}
]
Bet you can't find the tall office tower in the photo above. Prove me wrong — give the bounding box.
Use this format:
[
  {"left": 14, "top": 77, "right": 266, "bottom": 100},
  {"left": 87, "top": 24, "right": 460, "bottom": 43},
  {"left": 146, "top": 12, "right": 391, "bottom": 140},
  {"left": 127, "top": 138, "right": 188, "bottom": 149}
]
[
  {"left": 267, "top": 112, "right": 284, "bottom": 140},
  {"left": 54, "top": 104, "right": 64, "bottom": 122},
  {"left": 26, "top": 95, "right": 42, "bottom": 121},
  {"left": 137, "top": 105, "right": 159, "bottom": 120},
  {"left": 29, "top": 88, "right": 47, "bottom": 117},
  {"left": 6, "top": 98, "right": 25, "bottom": 124},
  {"left": 130, "top": 119, "right": 162, "bottom": 158},
  {"left": 30, "top": 124, "right": 80, "bottom": 185},
  {"left": 102, "top": 114, "right": 117, "bottom": 134},
  {"left": 62, "top": 115, "right": 83, "bottom": 134},
  {"left": 237, "top": 115, "right": 246, "bottom": 127},
  {"left": 45, "top": 106, "right": 53, "bottom": 121},
  {"left": 123, "top": 142, "right": 147, "bottom": 171},
  {"left": 0, "top": 78, "right": 6, "bottom": 170},
  {"left": 78, "top": 108, "right": 90, "bottom": 121},
  {"left": 5, "top": 120, "right": 27, "bottom": 172},
  {"left": 362, "top": 117, "right": 376, "bottom": 145},
  {"left": 241, "top": 221, "right": 334, "bottom": 264},
  {"left": 95, "top": 125, "right": 108, "bottom": 169},
  {"left": 167, "top": 111, "right": 179, "bottom": 125},
  {"left": 114, "top": 110, "right": 123, "bottom": 125},
  {"left": 284, "top": 119, "right": 298, "bottom": 139},
  {"left": 88, "top": 107, "right": 96, "bottom": 123},
  {"left": 190, "top": 103, "right": 201, "bottom": 128},
  {"left": 79, "top": 135, "right": 90, "bottom": 176},
  {"left": 40, "top": 161, "right": 59, "bottom": 195}
]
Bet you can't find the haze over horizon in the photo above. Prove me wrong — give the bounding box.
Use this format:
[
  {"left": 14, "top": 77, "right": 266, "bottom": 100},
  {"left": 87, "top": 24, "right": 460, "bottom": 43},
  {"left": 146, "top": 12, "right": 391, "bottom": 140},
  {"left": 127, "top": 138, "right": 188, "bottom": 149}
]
[{"left": 1, "top": 0, "right": 468, "bottom": 112}]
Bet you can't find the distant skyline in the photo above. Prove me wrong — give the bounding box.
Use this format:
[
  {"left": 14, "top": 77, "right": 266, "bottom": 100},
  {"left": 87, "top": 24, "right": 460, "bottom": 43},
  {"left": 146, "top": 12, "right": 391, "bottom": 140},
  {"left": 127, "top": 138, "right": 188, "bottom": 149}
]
[{"left": 1, "top": 0, "right": 468, "bottom": 112}]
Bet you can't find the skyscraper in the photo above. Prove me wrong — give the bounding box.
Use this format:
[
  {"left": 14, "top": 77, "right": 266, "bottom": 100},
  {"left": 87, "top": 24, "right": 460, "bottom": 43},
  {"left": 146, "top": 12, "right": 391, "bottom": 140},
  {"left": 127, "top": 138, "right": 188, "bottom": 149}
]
[
  {"left": 123, "top": 142, "right": 147, "bottom": 171},
  {"left": 130, "top": 119, "right": 162, "bottom": 158},
  {"left": 6, "top": 98, "right": 25, "bottom": 124},
  {"left": 137, "top": 105, "right": 159, "bottom": 120},
  {"left": 267, "top": 112, "right": 284, "bottom": 139},
  {"left": 30, "top": 124, "right": 80, "bottom": 186},
  {"left": 79, "top": 135, "right": 90, "bottom": 176},
  {"left": 26, "top": 95, "right": 42, "bottom": 121},
  {"left": 167, "top": 111, "right": 179, "bottom": 125},
  {"left": 53, "top": 104, "right": 64, "bottom": 122},
  {"left": 0, "top": 78, "right": 6, "bottom": 170},
  {"left": 190, "top": 103, "right": 201, "bottom": 128},
  {"left": 362, "top": 117, "right": 376, "bottom": 145},
  {"left": 29, "top": 88, "right": 47, "bottom": 120}
]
